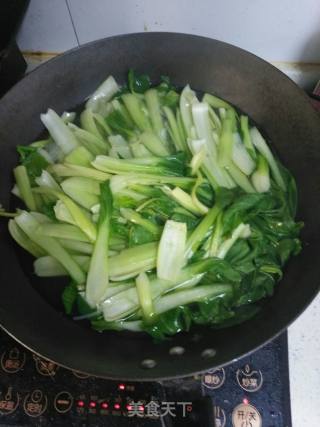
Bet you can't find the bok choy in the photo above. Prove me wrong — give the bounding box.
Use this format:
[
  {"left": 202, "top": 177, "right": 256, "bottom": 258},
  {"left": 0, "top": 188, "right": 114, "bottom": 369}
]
[{"left": 1, "top": 70, "right": 302, "bottom": 339}]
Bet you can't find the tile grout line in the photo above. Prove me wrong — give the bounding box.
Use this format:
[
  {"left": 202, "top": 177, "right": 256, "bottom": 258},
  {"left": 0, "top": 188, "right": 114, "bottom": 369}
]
[{"left": 65, "top": 0, "right": 80, "bottom": 47}]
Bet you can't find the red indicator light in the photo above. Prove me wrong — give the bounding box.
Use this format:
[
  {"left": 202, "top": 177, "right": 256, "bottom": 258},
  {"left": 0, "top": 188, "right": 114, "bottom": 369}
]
[
  {"left": 118, "top": 384, "right": 125, "bottom": 390},
  {"left": 77, "top": 400, "right": 85, "bottom": 408},
  {"left": 114, "top": 403, "right": 121, "bottom": 410},
  {"left": 101, "top": 402, "right": 108, "bottom": 409},
  {"left": 89, "top": 401, "right": 96, "bottom": 408},
  {"left": 139, "top": 405, "right": 145, "bottom": 411},
  {"left": 243, "top": 398, "right": 249, "bottom": 405},
  {"left": 126, "top": 404, "right": 133, "bottom": 411}
]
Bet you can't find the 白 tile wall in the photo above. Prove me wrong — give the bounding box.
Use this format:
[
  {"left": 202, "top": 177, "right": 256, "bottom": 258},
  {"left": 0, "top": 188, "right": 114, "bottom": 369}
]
[
  {"left": 17, "top": 0, "right": 320, "bottom": 89},
  {"left": 17, "top": 0, "right": 320, "bottom": 62}
]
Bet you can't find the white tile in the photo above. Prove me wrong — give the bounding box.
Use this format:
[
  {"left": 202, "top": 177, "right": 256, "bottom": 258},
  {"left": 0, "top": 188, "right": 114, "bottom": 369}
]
[
  {"left": 288, "top": 293, "right": 320, "bottom": 427},
  {"left": 67, "top": 0, "right": 320, "bottom": 62},
  {"left": 16, "top": 0, "right": 78, "bottom": 52},
  {"left": 272, "top": 62, "right": 320, "bottom": 91}
]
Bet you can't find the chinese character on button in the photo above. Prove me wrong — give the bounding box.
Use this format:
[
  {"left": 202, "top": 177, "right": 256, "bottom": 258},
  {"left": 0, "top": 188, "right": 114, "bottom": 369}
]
[
  {"left": 27, "top": 403, "right": 42, "bottom": 414},
  {"left": 242, "top": 378, "right": 251, "bottom": 387},
  {"left": 250, "top": 378, "right": 258, "bottom": 388},
  {"left": 204, "top": 374, "right": 213, "bottom": 384}
]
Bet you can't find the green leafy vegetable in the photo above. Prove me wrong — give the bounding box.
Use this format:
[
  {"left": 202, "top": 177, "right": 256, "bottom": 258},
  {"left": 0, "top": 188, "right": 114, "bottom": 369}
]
[
  {"left": 17, "top": 146, "right": 49, "bottom": 184},
  {"left": 128, "top": 69, "right": 151, "bottom": 94},
  {"left": 1, "top": 70, "right": 302, "bottom": 339},
  {"left": 62, "top": 282, "right": 78, "bottom": 315}
]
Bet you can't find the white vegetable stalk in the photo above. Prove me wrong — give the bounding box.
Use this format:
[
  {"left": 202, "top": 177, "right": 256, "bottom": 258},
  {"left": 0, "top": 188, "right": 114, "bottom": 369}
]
[
  {"left": 232, "top": 132, "right": 256, "bottom": 176},
  {"left": 34, "top": 255, "right": 90, "bottom": 277},
  {"left": 208, "top": 106, "right": 222, "bottom": 131},
  {"left": 252, "top": 155, "right": 271, "bottom": 193},
  {"left": 61, "top": 177, "right": 100, "bottom": 210},
  {"left": 191, "top": 177, "right": 209, "bottom": 215},
  {"left": 86, "top": 75, "right": 119, "bottom": 114},
  {"left": 190, "top": 145, "right": 206, "bottom": 175},
  {"left": 203, "top": 93, "right": 233, "bottom": 110},
  {"left": 109, "top": 242, "right": 158, "bottom": 281},
  {"left": 68, "top": 123, "right": 107, "bottom": 155},
  {"left": 85, "top": 183, "right": 112, "bottom": 308},
  {"left": 40, "top": 109, "right": 78, "bottom": 154},
  {"left": 109, "top": 135, "right": 132, "bottom": 159},
  {"left": 180, "top": 85, "right": 199, "bottom": 137},
  {"left": 207, "top": 213, "right": 223, "bottom": 257},
  {"left": 101, "top": 267, "right": 206, "bottom": 321},
  {"left": 157, "top": 220, "right": 187, "bottom": 281},
  {"left": 50, "top": 164, "right": 110, "bottom": 181},
  {"left": 154, "top": 284, "right": 232, "bottom": 314},
  {"left": 192, "top": 102, "right": 216, "bottom": 153},
  {"left": 145, "top": 89, "right": 164, "bottom": 137},
  {"left": 250, "top": 127, "right": 286, "bottom": 190},
  {"left": 64, "top": 146, "right": 95, "bottom": 167},
  {"left": 54, "top": 201, "right": 75, "bottom": 225},
  {"left": 15, "top": 211, "right": 85, "bottom": 284},
  {"left": 130, "top": 140, "right": 152, "bottom": 158},
  {"left": 8, "top": 219, "right": 45, "bottom": 258},
  {"left": 217, "top": 223, "right": 251, "bottom": 259},
  {"left": 11, "top": 184, "right": 21, "bottom": 199},
  {"left": 135, "top": 272, "right": 154, "bottom": 321},
  {"left": 61, "top": 111, "right": 76, "bottom": 123},
  {"left": 37, "top": 223, "right": 90, "bottom": 242},
  {"left": 13, "top": 165, "right": 37, "bottom": 211},
  {"left": 58, "top": 239, "right": 93, "bottom": 255},
  {"left": 163, "top": 106, "right": 186, "bottom": 152},
  {"left": 189, "top": 139, "right": 235, "bottom": 189},
  {"left": 34, "top": 186, "right": 97, "bottom": 242},
  {"left": 109, "top": 174, "right": 194, "bottom": 194},
  {"left": 162, "top": 186, "right": 206, "bottom": 216},
  {"left": 35, "top": 170, "right": 60, "bottom": 190}
]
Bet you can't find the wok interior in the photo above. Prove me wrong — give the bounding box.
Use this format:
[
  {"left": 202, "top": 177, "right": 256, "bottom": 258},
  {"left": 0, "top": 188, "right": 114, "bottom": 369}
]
[{"left": 0, "top": 33, "right": 319, "bottom": 380}]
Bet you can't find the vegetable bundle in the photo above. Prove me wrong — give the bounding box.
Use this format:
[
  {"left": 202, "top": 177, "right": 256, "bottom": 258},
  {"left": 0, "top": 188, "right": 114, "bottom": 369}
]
[{"left": 1, "top": 70, "right": 302, "bottom": 339}]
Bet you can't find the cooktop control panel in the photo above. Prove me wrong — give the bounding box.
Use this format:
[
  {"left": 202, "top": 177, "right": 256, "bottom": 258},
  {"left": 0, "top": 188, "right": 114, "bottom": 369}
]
[{"left": 0, "top": 332, "right": 291, "bottom": 427}]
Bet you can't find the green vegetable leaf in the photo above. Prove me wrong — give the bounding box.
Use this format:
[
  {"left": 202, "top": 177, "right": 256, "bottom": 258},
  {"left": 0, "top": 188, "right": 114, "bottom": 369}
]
[
  {"left": 128, "top": 224, "right": 157, "bottom": 246},
  {"left": 62, "top": 282, "right": 78, "bottom": 315},
  {"left": 105, "top": 109, "right": 135, "bottom": 138},
  {"left": 128, "top": 69, "right": 151, "bottom": 94},
  {"left": 17, "top": 145, "right": 49, "bottom": 184}
]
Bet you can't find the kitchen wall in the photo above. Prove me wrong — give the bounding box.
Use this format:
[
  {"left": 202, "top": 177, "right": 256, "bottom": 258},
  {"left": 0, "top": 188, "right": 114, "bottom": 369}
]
[{"left": 16, "top": 0, "right": 320, "bottom": 89}]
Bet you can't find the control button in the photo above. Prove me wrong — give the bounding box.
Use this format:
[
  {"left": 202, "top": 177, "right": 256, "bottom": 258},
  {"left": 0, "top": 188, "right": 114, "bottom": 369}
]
[
  {"left": 1, "top": 347, "right": 26, "bottom": 373},
  {"left": 101, "top": 402, "right": 109, "bottom": 410},
  {"left": 33, "top": 355, "right": 59, "bottom": 377},
  {"left": 214, "top": 405, "right": 226, "bottom": 427},
  {"left": 76, "top": 394, "right": 86, "bottom": 415},
  {"left": 202, "top": 368, "right": 226, "bottom": 389},
  {"left": 88, "top": 396, "right": 98, "bottom": 414},
  {"left": 23, "top": 389, "right": 48, "bottom": 417},
  {"left": 232, "top": 403, "right": 262, "bottom": 427},
  {"left": 72, "top": 370, "right": 90, "bottom": 379},
  {"left": 100, "top": 401, "right": 110, "bottom": 416},
  {"left": 236, "top": 364, "right": 263, "bottom": 392},
  {"left": 54, "top": 391, "right": 73, "bottom": 414},
  {"left": 0, "top": 386, "right": 20, "bottom": 415}
]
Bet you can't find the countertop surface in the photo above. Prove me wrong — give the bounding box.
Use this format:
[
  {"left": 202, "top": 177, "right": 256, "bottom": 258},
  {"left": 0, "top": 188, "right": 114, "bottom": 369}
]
[{"left": 288, "top": 293, "right": 320, "bottom": 426}]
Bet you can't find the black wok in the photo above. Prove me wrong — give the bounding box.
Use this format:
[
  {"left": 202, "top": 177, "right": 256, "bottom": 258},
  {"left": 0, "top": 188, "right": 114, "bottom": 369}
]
[{"left": 0, "top": 33, "right": 319, "bottom": 380}]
